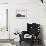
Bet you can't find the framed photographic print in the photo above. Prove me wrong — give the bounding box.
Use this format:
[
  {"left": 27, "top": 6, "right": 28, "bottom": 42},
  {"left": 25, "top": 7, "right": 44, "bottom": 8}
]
[{"left": 16, "top": 9, "right": 27, "bottom": 18}]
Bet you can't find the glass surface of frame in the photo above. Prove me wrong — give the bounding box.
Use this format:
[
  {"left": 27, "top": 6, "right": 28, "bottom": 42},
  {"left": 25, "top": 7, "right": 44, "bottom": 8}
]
[{"left": 16, "top": 9, "right": 27, "bottom": 18}]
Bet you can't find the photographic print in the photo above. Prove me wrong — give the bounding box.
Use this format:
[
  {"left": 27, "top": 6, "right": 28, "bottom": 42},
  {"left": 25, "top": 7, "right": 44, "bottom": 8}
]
[{"left": 16, "top": 9, "right": 27, "bottom": 18}]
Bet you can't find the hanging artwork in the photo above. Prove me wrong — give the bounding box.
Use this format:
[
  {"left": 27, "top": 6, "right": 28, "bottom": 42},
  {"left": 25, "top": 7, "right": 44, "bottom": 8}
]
[{"left": 16, "top": 9, "right": 27, "bottom": 18}]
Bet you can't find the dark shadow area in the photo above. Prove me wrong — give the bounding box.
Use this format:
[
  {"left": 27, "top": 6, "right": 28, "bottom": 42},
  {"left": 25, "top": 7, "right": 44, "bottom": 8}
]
[{"left": 39, "top": 25, "right": 45, "bottom": 46}]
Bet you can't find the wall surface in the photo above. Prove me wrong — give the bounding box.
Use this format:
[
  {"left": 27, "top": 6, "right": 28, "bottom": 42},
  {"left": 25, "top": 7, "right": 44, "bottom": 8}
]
[
  {"left": 0, "top": 0, "right": 8, "bottom": 3},
  {"left": 9, "top": 0, "right": 46, "bottom": 46}
]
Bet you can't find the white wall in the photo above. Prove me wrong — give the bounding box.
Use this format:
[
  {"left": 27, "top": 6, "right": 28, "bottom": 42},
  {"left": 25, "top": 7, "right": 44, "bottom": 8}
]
[
  {"left": 0, "top": 0, "right": 8, "bottom": 3},
  {"left": 9, "top": 0, "right": 46, "bottom": 45},
  {"left": 9, "top": 0, "right": 42, "bottom": 32}
]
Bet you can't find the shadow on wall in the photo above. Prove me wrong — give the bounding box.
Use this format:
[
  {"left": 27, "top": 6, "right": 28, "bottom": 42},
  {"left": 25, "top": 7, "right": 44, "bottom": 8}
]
[{"left": 40, "top": 25, "right": 45, "bottom": 46}]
